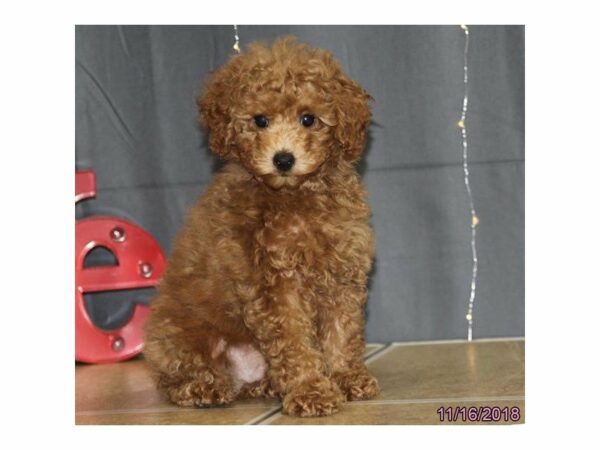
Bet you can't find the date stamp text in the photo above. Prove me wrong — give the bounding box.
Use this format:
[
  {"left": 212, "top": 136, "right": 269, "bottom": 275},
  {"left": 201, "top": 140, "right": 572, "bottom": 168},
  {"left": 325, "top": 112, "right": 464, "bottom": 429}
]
[{"left": 437, "top": 406, "right": 521, "bottom": 423}]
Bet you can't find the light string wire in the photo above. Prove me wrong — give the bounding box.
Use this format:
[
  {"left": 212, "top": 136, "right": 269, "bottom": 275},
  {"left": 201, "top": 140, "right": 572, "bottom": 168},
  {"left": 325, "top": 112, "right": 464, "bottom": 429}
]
[
  {"left": 458, "top": 24, "right": 479, "bottom": 342},
  {"left": 233, "top": 25, "right": 241, "bottom": 53}
]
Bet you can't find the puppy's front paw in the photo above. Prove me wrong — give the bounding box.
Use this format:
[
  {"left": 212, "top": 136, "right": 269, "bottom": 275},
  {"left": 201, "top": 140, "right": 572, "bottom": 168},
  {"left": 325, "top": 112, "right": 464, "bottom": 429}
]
[
  {"left": 333, "top": 369, "right": 380, "bottom": 401},
  {"left": 282, "top": 376, "right": 344, "bottom": 417}
]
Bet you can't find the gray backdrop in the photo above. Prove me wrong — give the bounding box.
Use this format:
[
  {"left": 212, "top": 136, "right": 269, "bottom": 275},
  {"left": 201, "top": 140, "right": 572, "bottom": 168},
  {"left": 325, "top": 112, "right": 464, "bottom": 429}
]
[{"left": 75, "top": 25, "right": 524, "bottom": 343}]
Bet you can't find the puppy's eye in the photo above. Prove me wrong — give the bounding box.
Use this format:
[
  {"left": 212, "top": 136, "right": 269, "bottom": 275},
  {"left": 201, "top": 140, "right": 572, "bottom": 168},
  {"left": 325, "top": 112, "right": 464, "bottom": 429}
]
[
  {"left": 254, "top": 115, "right": 269, "bottom": 128},
  {"left": 300, "top": 114, "right": 315, "bottom": 127}
]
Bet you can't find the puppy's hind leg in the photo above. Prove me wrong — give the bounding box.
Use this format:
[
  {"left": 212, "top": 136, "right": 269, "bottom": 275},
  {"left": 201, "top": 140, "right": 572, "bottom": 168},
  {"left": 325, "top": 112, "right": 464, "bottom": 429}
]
[{"left": 144, "top": 324, "right": 236, "bottom": 407}]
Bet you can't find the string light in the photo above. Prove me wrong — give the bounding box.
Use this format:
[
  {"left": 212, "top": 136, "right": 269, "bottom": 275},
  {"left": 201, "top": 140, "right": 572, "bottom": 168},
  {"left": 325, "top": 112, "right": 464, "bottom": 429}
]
[
  {"left": 458, "top": 24, "right": 479, "bottom": 342},
  {"left": 233, "top": 25, "right": 241, "bottom": 53}
]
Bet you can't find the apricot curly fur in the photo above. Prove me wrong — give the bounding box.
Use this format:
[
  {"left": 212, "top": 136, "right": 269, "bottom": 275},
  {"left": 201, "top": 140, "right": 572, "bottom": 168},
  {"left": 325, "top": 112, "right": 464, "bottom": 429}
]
[{"left": 143, "top": 36, "right": 379, "bottom": 417}]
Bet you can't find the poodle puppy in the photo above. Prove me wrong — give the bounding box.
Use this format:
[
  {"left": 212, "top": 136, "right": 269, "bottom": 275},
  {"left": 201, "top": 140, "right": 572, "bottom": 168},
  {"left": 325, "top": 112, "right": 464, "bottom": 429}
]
[{"left": 143, "top": 37, "right": 379, "bottom": 417}]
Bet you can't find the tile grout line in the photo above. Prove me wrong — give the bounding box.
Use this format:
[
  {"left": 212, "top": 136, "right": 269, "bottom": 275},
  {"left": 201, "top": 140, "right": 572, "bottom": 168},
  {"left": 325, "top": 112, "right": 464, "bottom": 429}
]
[
  {"left": 245, "top": 407, "right": 284, "bottom": 425},
  {"left": 338, "top": 395, "right": 525, "bottom": 407},
  {"left": 362, "top": 344, "right": 386, "bottom": 359},
  {"left": 256, "top": 409, "right": 283, "bottom": 425},
  {"left": 76, "top": 403, "right": 280, "bottom": 417},
  {"left": 364, "top": 343, "right": 395, "bottom": 364},
  {"left": 249, "top": 343, "right": 394, "bottom": 425}
]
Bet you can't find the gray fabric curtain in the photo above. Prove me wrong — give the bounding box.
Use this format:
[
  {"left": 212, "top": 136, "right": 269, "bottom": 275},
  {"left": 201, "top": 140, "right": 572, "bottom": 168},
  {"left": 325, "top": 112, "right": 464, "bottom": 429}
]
[{"left": 75, "top": 25, "right": 524, "bottom": 343}]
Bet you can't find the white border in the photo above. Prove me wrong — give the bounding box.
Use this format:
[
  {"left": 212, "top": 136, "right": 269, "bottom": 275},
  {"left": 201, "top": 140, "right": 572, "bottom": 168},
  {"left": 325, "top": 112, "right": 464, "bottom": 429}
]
[{"left": 3, "top": 0, "right": 600, "bottom": 448}]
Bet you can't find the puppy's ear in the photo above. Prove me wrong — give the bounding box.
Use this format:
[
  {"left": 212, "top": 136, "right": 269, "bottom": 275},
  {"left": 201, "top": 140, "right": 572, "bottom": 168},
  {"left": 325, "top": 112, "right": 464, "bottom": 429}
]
[
  {"left": 197, "top": 61, "right": 239, "bottom": 160},
  {"left": 332, "top": 76, "right": 372, "bottom": 162}
]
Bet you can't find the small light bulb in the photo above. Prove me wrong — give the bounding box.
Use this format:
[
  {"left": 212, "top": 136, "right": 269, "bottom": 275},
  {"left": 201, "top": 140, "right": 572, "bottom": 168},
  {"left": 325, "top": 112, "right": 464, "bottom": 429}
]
[
  {"left": 466, "top": 313, "right": 472, "bottom": 321},
  {"left": 457, "top": 119, "right": 465, "bottom": 128}
]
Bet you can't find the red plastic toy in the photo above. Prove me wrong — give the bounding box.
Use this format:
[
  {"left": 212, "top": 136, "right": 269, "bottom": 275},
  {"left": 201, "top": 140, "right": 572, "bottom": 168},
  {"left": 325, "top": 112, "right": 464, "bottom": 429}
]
[{"left": 75, "top": 170, "right": 166, "bottom": 363}]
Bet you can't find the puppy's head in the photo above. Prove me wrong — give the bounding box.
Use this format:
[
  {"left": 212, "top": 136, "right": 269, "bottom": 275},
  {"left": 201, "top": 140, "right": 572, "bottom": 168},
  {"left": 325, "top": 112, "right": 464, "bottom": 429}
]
[{"left": 198, "top": 37, "right": 371, "bottom": 190}]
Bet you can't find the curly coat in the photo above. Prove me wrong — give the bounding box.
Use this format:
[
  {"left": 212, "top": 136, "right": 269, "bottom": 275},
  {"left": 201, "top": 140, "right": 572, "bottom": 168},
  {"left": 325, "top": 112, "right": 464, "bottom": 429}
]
[{"left": 143, "top": 37, "right": 379, "bottom": 417}]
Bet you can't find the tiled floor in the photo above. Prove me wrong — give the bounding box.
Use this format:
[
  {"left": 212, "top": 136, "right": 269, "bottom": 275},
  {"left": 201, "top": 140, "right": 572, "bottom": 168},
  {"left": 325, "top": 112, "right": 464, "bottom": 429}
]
[{"left": 76, "top": 338, "right": 524, "bottom": 425}]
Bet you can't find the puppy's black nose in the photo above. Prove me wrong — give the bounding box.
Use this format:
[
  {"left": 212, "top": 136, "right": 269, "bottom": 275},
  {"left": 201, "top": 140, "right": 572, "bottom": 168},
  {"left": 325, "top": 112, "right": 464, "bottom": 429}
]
[{"left": 273, "top": 151, "right": 295, "bottom": 172}]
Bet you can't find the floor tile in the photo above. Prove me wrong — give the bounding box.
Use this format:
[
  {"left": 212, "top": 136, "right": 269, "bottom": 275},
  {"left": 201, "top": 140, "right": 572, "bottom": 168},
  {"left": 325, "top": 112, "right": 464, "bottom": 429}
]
[
  {"left": 75, "top": 339, "right": 524, "bottom": 425},
  {"left": 76, "top": 357, "right": 164, "bottom": 413},
  {"left": 260, "top": 339, "right": 524, "bottom": 425},
  {"left": 366, "top": 340, "right": 524, "bottom": 401},
  {"left": 265, "top": 399, "right": 524, "bottom": 425}
]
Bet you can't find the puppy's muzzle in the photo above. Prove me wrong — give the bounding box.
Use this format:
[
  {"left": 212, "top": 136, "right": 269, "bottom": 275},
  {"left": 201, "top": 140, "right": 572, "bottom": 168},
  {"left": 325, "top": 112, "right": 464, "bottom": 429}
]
[{"left": 273, "top": 151, "right": 295, "bottom": 172}]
